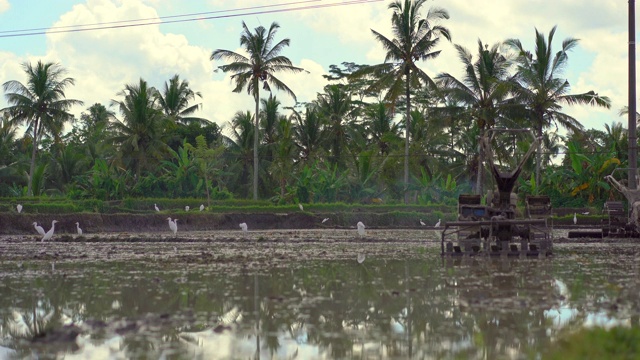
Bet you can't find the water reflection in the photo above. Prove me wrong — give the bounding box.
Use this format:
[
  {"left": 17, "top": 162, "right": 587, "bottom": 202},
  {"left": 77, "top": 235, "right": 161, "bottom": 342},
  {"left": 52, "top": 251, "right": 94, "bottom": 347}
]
[{"left": 0, "top": 245, "right": 638, "bottom": 359}]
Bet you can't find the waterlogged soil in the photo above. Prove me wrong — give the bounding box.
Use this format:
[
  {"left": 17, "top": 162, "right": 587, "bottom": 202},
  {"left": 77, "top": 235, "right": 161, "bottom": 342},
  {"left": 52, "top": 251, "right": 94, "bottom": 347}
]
[
  {"left": 1, "top": 229, "right": 640, "bottom": 359},
  {"left": 0, "top": 229, "right": 436, "bottom": 270}
]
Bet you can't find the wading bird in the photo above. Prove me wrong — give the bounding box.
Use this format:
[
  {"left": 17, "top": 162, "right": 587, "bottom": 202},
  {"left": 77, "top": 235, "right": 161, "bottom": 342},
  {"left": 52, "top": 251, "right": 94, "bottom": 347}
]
[
  {"left": 420, "top": 219, "right": 426, "bottom": 226},
  {"left": 357, "top": 222, "right": 366, "bottom": 237},
  {"left": 32, "top": 222, "right": 45, "bottom": 236},
  {"left": 155, "top": 204, "right": 160, "bottom": 212},
  {"left": 200, "top": 204, "right": 205, "bottom": 211},
  {"left": 16, "top": 204, "right": 22, "bottom": 213},
  {"left": 298, "top": 203, "right": 304, "bottom": 211},
  {"left": 322, "top": 218, "right": 329, "bottom": 224},
  {"left": 435, "top": 219, "right": 441, "bottom": 227},
  {"left": 239, "top": 223, "right": 248, "bottom": 232},
  {"left": 167, "top": 217, "right": 178, "bottom": 235},
  {"left": 185, "top": 206, "right": 190, "bottom": 212},
  {"left": 573, "top": 213, "right": 577, "bottom": 225},
  {"left": 76, "top": 222, "right": 82, "bottom": 235},
  {"left": 42, "top": 220, "right": 58, "bottom": 242}
]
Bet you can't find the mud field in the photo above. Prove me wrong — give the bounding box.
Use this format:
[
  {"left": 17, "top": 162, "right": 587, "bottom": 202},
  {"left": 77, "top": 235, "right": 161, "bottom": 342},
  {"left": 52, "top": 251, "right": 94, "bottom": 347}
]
[
  {"left": 3, "top": 227, "right": 640, "bottom": 359},
  {"left": 0, "top": 229, "right": 436, "bottom": 271}
]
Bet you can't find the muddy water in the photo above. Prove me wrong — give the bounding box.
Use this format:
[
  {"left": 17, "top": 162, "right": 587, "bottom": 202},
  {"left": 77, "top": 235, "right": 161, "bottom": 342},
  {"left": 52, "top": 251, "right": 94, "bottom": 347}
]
[{"left": 0, "top": 229, "right": 639, "bottom": 359}]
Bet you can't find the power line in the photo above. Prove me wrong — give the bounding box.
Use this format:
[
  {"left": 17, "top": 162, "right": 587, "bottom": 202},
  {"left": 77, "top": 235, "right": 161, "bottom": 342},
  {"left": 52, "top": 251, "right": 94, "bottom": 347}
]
[
  {"left": 0, "top": 0, "right": 323, "bottom": 35},
  {"left": 0, "top": 0, "right": 383, "bottom": 38}
]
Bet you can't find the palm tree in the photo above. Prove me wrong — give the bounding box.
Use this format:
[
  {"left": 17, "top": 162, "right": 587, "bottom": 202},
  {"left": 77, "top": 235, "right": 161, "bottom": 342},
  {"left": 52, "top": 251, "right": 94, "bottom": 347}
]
[
  {"left": 316, "top": 84, "right": 354, "bottom": 169},
  {"left": 110, "top": 79, "right": 168, "bottom": 178},
  {"left": 156, "top": 74, "right": 207, "bottom": 125},
  {"left": 2, "top": 61, "right": 82, "bottom": 195},
  {"left": 362, "top": 0, "right": 450, "bottom": 203},
  {"left": 211, "top": 21, "right": 306, "bottom": 200},
  {"left": 221, "top": 111, "right": 255, "bottom": 198},
  {"left": 505, "top": 26, "right": 611, "bottom": 189},
  {"left": 291, "top": 105, "right": 325, "bottom": 164},
  {"left": 436, "top": 39, "right": 516, "bottom": 194},
  {"left": 362, "top": 102, "right": 401, "bottom": 156}
]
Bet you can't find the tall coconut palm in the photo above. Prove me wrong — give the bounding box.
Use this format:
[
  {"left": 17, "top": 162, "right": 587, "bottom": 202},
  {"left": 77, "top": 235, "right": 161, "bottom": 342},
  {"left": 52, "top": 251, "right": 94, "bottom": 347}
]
[
  {"left": 2, "top": 61, "right": 82, "bottom": 195},
  {"left": 291, "top": 105, "right": 325, "bottom": 164},
  {"left": 156, "top": 74, "right": 207, "bottom": 125},
  {"left": 506, "top": 26, "right": 611, "bottom": 189},
  {"left": 221, "top": 111, "right": 255, "bottom": 198},
  {"left": 211, "top": 21, "right": 306, "bottom": 200},
  {"left": 316, "top": 84, "right": 354, "bottom": 169},
  {"left": 110, "top": 79, "right": 167, "bottom": 178},
  {"left": 363, "top": 102, "right": 401, "bottom": 156},
  {"left": 436, "top": 39, "right": 516, "bottom": 194},
  {"left": 362, "top": 0, "right": 450, "bottom": 203}
]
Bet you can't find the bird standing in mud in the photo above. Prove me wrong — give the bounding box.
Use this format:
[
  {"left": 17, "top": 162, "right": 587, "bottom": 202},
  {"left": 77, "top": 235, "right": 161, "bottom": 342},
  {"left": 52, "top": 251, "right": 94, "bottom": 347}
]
[
  {"left": 42, "top": 220, "right": 58, "bottom": 242},
  {"left": 167, "top": 217, "right": 178, "bottom": 235},
  {"left": 573, "top": 213, "right": 577, "bottom": 225},
  {"left": 16, "top": 204, "right": 22, "bottom": 213},
  {"left": 435, "top": 219, "right": 441, "bottom": 227},
  {"left": 420, "top": 219, "right": 426, "bottom": 226},
  {"left": 33, "top": 222, "right": 45, "bottom": 236},
  {"left": 298, "top": 203, "right": 304, "bottom": 211},
  {"left": 239, "top": 222, "right": 248, "bottom": 232},
  {"left": 76, "top": 222, "right": 83, "bottom": 235},
  {"left": 357, "top": 221, "right": 366, "bottom": 237},
  {"left": 200, "top": 204, "right": 205, "bottom": 211},
  {"left": 155, "top": 204, "right": 160, "bottom": 212}
]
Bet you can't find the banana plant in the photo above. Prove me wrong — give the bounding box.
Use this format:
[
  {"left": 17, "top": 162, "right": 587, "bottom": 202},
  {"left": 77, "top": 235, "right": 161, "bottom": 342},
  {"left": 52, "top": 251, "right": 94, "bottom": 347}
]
[{"left": 565, "top": 140, "right": 618, "bottom": 203}]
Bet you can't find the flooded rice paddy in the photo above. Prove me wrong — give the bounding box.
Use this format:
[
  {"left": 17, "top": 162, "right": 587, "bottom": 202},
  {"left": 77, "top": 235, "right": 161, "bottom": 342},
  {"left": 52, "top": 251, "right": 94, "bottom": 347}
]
[{"left": 0, "top": 229, "right": 639, "bottom": 359}]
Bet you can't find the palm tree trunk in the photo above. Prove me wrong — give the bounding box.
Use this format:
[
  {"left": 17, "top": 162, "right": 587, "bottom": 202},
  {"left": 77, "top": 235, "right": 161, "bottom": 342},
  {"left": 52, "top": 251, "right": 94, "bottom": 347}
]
[
  {"left": 535, "top": 122, "right": 543, "bottom": 194},
  {"left": 27, "top": 117, "right": 39, "bottom": 196},
  {"left": 476, "top": 126, "right": 484, "bottom": 195},
  {"left": 253, "top": 82, "right": 260, "bottom": 201},
  {"left": 204, "top": 172, "right": 211, "bottom": 206},
  {"left": 404, "top": 73, "right": 411, "bottom": 204},
  {"left": 476, "top": 130, "right": 484, "bottom": 195}
]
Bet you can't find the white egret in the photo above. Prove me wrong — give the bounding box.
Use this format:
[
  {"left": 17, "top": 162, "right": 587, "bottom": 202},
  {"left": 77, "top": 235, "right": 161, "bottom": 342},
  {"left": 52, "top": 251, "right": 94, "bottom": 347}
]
[
  {"left": 76, "top": 222, "right": 83, "bottom": 235},
  {"left": 155, "top": 204, "right": 160, "bottom": 212},
  {"left": 32, "top": 222, "right": 45, "bottom": 236},
  {"left": 420, "top": 219, "right": 426, "bottom": 226},
  {"left": 167, "top": 217, "right": 178, "bottom": 235},
  {"left": 41, "top": 220, "right": 58, "bottom": 242},
  {"left": 435, "top": 219, "right": 441, "bottom": 227},
  {"left": 239, "top": 222, "right": 248, "bottom": 232},
  {"left": 357, "top": 221, "right": 366, "bottom": 237},
  {"left": 16, "top": 204, "right": 22, "bottom": 213},
  {"left": 573, "top": 213, "right": 577, "bottom": 225},
  {"left": 298, "top": 203, "right": 304, "bottom": 211},
  {"left": 582, "top": 211, "right": 589, "bottom": 215},
  {"left": 185, "top": 205, "right": 190, "bottom": 212},
  {"left": 200, "top": 204, "right": 205, "bottom": 211},
  {"left": 322, "top": 218, "right": 329, "bottom": 224},
  {"left": 357, "top": 253, "right": 365, "bottom": 264}
]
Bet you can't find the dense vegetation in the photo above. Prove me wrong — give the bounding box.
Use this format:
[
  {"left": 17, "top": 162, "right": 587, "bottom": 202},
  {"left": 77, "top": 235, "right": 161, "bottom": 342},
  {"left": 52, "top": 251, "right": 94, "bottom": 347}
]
[{"left": 0, "top": 0, "right": 625, "bottom": 209}]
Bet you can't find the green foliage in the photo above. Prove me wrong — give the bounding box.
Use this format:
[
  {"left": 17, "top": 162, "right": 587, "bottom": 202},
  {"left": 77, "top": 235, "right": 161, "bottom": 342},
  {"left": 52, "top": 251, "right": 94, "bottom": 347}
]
[{"left": 543, "top": 326, "right": 640, "bottom": 360}]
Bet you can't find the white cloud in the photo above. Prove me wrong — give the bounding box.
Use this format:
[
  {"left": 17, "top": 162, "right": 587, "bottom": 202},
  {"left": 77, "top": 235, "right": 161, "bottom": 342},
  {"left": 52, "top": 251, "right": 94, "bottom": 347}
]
[
  {"left": 42, "top": 0, "right": 242, "bottom": 126},
  {"left": 0, "top": 0, "right": 9, "bottom": 13},
  {"left": 0, "top": 0, "right": 630, "bottom": 135}
]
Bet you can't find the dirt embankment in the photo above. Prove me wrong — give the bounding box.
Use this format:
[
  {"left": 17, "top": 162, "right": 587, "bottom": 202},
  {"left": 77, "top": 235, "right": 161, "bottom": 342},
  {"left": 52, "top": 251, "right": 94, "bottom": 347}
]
[
  {"left": 0, "top": 212, "right": 327, "bottom": 235},
  {"left": 0, "top": 209, "right": 602, "bottom": 235}
]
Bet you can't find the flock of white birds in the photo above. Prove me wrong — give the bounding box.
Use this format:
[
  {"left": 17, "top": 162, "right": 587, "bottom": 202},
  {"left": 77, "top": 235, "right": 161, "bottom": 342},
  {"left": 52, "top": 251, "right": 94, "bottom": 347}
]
[{"left": 17, "top": 202, "right": 442, "bottom": 242}]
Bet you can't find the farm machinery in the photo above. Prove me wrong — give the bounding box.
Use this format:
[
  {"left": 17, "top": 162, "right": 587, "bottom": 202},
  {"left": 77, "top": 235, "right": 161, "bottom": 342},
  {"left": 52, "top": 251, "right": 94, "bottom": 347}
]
[
  {"left": 601, "top": 169, "right": 640, "bottom": 238},
  {"left": 441, "top": 129, "right": 553, "bottom": 257}
]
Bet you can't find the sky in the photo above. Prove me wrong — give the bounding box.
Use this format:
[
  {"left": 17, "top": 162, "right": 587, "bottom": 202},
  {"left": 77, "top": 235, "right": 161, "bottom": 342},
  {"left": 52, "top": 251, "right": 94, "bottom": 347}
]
[{"left": 0, "top": 0, "right": 635, "bottom": 135}]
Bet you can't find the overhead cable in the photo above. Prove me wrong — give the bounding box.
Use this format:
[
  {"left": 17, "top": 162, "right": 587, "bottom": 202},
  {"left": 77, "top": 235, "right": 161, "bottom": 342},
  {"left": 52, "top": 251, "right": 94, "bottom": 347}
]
[{"left": 0, "top": 0, "right": 383, "bottom": 38}]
